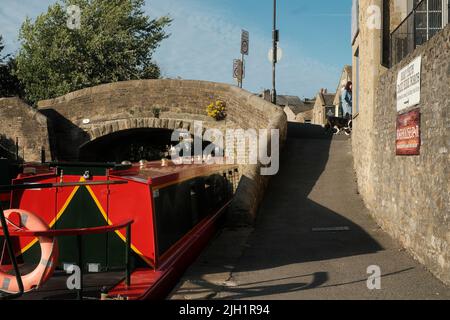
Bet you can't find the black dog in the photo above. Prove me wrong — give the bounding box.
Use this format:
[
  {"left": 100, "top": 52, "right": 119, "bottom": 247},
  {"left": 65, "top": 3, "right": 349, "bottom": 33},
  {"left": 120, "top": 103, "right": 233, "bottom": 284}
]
[{"left": 325, "top": 116, "right": 352, "bottom": 135}]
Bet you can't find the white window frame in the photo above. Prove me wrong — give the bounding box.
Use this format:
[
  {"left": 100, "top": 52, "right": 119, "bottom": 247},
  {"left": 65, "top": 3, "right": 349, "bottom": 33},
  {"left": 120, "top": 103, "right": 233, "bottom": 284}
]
[
  {"left": 413, "top": 0, "right": 448, "bottom": 42},
  {"left": 444, "top": 0, "right": 449, "bottom": 24}
]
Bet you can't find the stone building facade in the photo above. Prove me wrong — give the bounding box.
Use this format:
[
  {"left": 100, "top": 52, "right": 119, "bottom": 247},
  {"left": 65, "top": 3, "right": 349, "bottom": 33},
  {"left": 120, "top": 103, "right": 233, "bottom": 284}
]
[
  {"left": 277, "top": 95, "right": 314, "bottom": 123},
  {"left": 351, "top": 0, "right": 449, "bottom": 284},
  {"left": 312, "top": 90, "right": 336, "bottom": 126},
  {"left": 295, "top": 106, "right": 314, "bottom": 124}
]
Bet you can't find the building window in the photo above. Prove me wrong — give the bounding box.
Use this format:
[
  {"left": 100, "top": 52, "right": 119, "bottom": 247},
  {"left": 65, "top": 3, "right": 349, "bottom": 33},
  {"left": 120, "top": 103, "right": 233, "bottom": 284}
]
[
  {"left": 415, "top": 0, "right": 445, "bottom": 44},
  {"left": 326, "top": 107, "right": 335, "bottom": 118},
  {"left": 448, "top": 0, "right": 450, "bottom": 22},
  {"left": 391, "top": 0, "right": 449, "bottom": 66}
]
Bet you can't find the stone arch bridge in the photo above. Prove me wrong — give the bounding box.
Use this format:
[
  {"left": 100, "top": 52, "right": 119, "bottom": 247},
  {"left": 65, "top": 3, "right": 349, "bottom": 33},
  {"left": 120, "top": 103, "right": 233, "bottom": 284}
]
[{"left": 1, "top": 79, "right": 287, "bottom": 223}]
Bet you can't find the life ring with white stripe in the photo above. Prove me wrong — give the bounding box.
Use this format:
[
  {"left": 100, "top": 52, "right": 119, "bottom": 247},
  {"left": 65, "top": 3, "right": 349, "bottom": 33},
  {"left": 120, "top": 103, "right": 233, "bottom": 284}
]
[{"left": 0, "top": 209, "right": 58, "bottom": 293}]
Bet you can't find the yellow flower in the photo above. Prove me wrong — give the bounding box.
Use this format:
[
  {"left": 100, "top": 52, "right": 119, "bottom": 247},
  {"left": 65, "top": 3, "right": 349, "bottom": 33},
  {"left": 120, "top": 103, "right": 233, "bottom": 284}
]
[{"left": 206, "top": 100, "right": 227, "bottom": 120}]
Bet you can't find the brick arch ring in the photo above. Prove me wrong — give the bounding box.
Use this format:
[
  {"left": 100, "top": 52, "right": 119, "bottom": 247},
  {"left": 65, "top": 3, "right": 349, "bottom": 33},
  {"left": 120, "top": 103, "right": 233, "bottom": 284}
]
[
  {"left": 81, "top": 118, "right": 227, "bottom": 153},
  {"left": 86, "top": 118, "right": 197, "bottom": 142}
]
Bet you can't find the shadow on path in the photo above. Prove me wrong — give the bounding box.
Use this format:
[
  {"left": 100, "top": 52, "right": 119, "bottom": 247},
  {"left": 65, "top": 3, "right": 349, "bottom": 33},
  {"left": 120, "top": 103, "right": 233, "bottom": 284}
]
[
  {"left": 233, "top": 123, "right": 383, "bottom": 272},
  {"left": 172, "top": 123, "right": 450, "bottom": 300}
]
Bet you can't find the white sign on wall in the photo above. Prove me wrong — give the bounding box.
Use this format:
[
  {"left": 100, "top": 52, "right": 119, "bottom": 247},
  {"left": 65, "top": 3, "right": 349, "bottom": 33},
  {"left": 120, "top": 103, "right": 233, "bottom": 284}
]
[{"left": 397, "top": 56, "right": 422, "bottom": 112}]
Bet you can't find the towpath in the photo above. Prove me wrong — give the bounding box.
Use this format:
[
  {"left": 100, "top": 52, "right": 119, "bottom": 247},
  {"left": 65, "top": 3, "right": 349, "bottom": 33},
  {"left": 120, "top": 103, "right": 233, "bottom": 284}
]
[{"left": 170, "top": 123, "right": 450, "bottom": 300}]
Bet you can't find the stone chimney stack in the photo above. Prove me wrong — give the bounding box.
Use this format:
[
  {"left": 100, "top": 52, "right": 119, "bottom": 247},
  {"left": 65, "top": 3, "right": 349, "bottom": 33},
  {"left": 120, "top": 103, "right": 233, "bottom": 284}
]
[{"left": 262, "top": 89, "right": 271, "bottom": 102}]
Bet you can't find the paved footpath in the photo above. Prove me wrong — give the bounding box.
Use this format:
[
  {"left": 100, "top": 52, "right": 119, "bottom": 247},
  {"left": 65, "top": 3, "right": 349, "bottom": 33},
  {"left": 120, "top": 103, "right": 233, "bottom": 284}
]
[{"left": 170, "top": 123, "right": 450, "bottom": 300}]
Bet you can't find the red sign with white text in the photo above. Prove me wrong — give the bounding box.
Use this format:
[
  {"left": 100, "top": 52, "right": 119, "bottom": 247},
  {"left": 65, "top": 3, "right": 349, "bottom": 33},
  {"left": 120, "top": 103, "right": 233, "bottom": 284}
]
[{"left": 396, "top": 108, "right": 421, "bottom": 156}]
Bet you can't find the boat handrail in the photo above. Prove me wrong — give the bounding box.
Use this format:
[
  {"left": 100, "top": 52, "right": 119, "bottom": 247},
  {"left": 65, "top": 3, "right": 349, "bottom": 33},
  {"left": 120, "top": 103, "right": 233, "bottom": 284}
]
[
  {"left": 0, "top": 215, "right": 134, "bottom": 300},
  {"left": 0, "top": 180, "right": 128, "bottom": 192},
  {"left": 0, "top": 219, "right": 133, "bottom": 237}
]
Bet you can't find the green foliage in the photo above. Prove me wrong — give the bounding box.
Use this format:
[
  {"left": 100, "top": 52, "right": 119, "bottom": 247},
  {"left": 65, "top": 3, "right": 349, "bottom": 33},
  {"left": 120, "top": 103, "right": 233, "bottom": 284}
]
[
  {"left": 0, "top": 35, "right": 4, "bottom": 61},
  {"left": 0, "top": 35, "right": 24, "bottom": 98},
  {"left": 15, "top": 0, "right": 172, "bottom": 104}
]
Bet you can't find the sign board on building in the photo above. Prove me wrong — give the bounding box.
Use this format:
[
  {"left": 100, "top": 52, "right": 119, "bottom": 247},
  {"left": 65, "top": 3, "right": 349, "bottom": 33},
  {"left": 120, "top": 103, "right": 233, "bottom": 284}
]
[
  {"left": 396, "top": 108, "right": 421, "bottom": 156},
  {"left": 233, "top": 59, "right": 244, "bottom": 81},
  {"left": 241, "top": 30, "right": 249, "bottom": 55},
  {"left": 397, "top": 56, "right": 422, "bottom": 112}
]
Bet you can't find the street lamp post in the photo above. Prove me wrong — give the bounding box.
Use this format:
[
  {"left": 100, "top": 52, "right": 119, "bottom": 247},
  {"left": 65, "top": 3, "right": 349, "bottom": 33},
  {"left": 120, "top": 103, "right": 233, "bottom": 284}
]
[{"left": 272, "top": 0, "right": 278, "bottom": 105}]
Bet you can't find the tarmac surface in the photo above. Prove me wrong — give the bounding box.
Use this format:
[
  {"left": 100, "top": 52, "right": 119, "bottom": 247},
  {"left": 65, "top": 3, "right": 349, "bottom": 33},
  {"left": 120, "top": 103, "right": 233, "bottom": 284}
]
[{"left": 169, "top": 123, "right": 450, "bottom": 300}]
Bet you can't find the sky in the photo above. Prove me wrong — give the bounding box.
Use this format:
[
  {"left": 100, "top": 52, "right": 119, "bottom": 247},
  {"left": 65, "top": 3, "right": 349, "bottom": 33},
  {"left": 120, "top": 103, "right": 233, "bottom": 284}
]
[{"left": 0, "top": 0, "right": 352, "bottom": 98}]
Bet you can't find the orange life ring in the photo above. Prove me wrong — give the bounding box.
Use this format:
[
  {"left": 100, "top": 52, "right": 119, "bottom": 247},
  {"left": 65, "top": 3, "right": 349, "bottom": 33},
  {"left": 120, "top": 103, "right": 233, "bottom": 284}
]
[{"left": 0, "top": 209, "right": 58, "bottom": 293}]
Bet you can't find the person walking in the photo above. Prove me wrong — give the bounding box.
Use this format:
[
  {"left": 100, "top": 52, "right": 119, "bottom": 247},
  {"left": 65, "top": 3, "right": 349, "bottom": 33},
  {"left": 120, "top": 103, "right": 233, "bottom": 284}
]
[
  {"left": 341, "top": 81, "right": 352, "bottom": 120},
  {"left": 339, "top": 84, "right": 345, "bottom": 117}
]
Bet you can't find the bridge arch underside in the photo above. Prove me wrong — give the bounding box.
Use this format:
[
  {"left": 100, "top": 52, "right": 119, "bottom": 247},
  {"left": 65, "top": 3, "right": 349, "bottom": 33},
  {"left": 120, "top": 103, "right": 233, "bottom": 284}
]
[{"left": 79, "top": 127, "right": 216, "bottom": 163}]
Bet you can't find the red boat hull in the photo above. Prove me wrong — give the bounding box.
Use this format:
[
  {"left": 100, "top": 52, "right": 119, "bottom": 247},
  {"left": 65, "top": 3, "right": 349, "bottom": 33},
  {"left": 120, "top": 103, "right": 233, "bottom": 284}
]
[{"left": 1, "top": 161, "right": 238, "bottom": 300}]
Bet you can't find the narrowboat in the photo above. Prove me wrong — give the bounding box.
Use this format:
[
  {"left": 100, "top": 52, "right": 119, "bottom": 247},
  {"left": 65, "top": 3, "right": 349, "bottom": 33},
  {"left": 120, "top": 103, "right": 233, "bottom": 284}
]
[{"left": 0, "top": 160, "right": 239, "bottom": 300}]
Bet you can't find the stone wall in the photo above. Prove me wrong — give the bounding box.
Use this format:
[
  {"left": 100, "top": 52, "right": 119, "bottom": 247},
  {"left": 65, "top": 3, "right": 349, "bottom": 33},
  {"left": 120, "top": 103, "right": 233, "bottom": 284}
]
[
  {"left": 353, "top": 25, "right": 450, "bottom": 285},
  {"left": 0, "top": 97, "right": 52, "bottom": 162},
  {"left": 38, "top": 79, "right": 288, "bottom": 224}
]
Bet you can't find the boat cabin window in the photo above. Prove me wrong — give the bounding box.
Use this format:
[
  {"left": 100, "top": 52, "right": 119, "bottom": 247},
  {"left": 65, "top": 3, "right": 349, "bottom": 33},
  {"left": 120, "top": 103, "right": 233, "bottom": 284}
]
[{"left": 153, "top": 174, "right": 230, "bottom": 257}]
